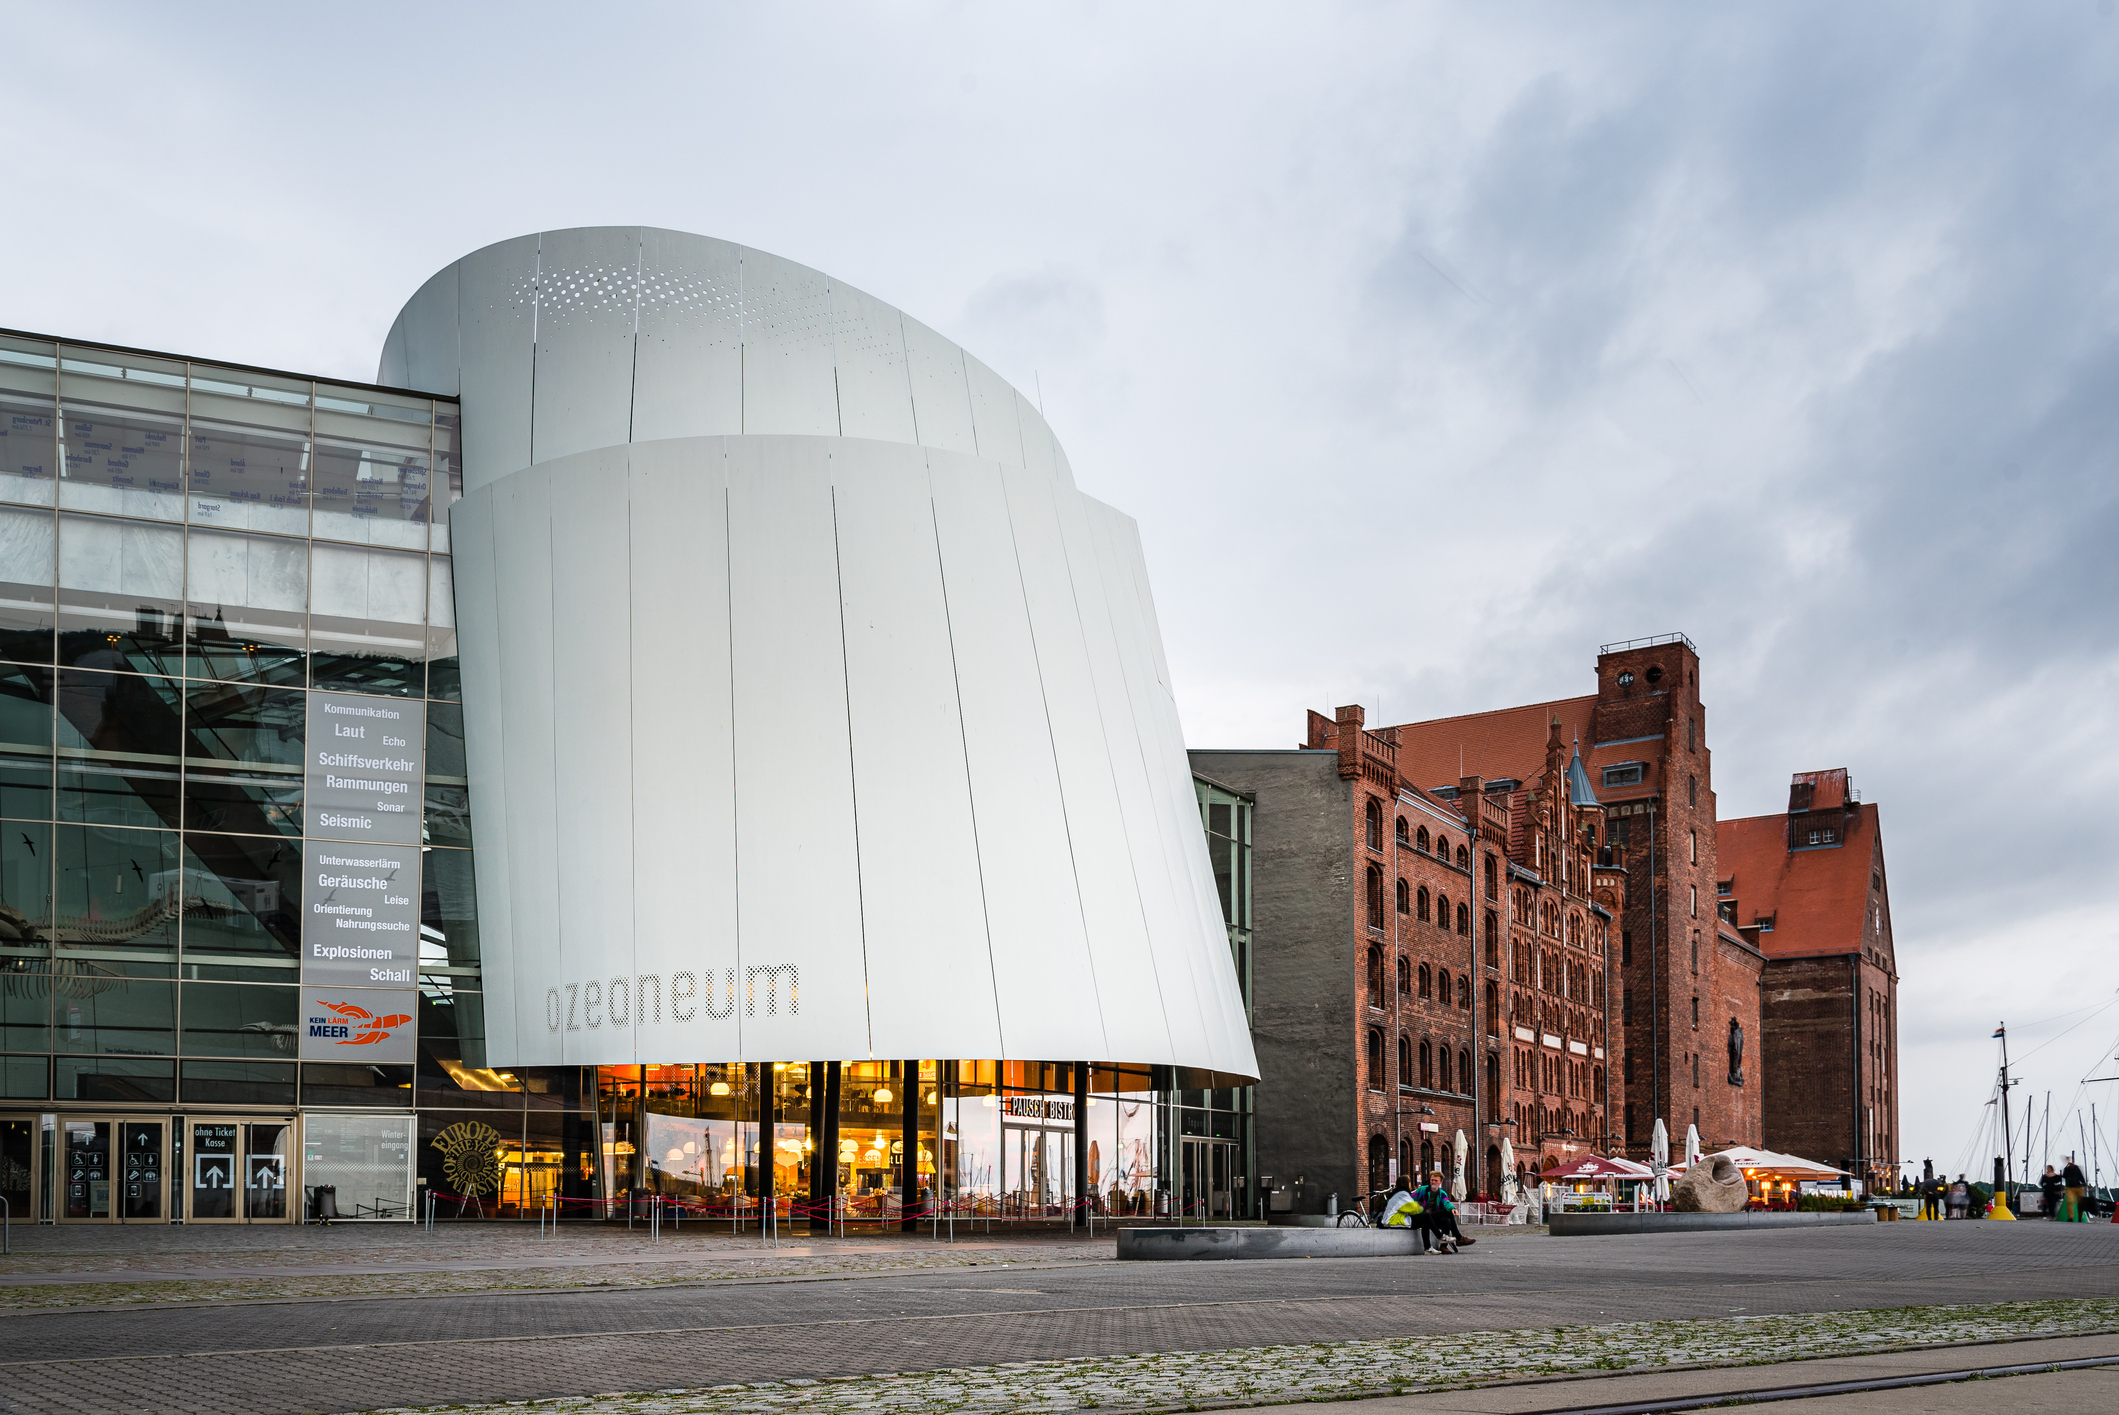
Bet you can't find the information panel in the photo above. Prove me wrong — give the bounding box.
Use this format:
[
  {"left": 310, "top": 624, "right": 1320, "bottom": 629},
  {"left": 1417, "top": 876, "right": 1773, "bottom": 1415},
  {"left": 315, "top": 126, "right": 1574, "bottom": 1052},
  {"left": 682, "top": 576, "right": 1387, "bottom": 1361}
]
[
  {"left": 301, "top": 841, "right": 419, "bottom": 986},
  {"left": 304, "top": 692, "right": 425, "bottom": 846},
  {"left": 299, "top": 986, "right": 418, "bottom": 1063}
]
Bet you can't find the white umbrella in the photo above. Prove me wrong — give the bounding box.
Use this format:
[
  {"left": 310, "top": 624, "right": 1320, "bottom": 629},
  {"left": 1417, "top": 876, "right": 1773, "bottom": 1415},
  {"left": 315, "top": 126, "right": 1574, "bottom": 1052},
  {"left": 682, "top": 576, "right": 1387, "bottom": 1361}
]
[
  {"left": 1685, "top": 1122, "right": 1703, "bottom": 1168},
  {"left": 1451, "top": 1130, "right": 1468, "bottom": 1201},
  {"left": 1652, "top": 1118, "right": 1670, "bottom": 1203},
  {"left": 1500, "top": 1137, "right": 1518, "bottom": 1204}
]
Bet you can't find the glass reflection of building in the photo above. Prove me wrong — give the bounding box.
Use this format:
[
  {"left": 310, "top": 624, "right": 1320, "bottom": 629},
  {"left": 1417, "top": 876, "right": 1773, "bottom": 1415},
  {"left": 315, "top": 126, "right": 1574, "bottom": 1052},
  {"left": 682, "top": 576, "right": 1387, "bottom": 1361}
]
[{"left": 0, "top": 324, "right": 1252, "bottom": 1226}]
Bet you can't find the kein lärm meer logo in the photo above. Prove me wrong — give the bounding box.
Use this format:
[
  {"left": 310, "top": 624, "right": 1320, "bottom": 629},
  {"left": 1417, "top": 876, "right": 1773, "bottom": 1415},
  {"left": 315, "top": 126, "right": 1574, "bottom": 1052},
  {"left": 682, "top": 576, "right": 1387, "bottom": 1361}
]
[{"left": 307, "top": 998, "right": 411, "bottom": 1046}]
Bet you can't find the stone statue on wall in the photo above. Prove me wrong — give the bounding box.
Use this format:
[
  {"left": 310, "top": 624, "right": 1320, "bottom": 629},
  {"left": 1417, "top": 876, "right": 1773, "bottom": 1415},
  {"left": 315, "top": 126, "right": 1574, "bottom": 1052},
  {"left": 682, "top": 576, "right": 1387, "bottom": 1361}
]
[{"left": 1728, "top": 1018, "right": 1746, "bottom": 1085}]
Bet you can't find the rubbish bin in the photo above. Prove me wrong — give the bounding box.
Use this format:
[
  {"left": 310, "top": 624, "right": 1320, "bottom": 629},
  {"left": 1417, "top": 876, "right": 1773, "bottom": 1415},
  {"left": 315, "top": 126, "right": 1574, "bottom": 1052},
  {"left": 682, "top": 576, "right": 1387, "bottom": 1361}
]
[
  {"left": 308, "top": 1185, "right": 339, "bottom": 1224},
  {"left": 628, "top": 1187, "right": 656, "bottom": 1223}
]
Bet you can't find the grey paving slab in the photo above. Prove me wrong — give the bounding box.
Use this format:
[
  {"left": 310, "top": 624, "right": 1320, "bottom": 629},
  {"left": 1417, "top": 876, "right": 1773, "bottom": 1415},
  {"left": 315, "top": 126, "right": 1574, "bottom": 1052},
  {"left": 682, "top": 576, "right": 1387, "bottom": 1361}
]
[{"left": 0, "top": 1222, "right": 2111, "bottom": 1415}]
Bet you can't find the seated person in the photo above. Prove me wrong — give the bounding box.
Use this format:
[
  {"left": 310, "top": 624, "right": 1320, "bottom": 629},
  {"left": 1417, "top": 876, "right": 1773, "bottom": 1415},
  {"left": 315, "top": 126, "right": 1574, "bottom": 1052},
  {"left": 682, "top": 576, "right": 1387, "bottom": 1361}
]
[
  {"left": 1377, "top": 1180, "right": 1423, "bottom": 1234},
  {"left": 1412, "top": 1170, "right": 1477, "bottom": 1251}
]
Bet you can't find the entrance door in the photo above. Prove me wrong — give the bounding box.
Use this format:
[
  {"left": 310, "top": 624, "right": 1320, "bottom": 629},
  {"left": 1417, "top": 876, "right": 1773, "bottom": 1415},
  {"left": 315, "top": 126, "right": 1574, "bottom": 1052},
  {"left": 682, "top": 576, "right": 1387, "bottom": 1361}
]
[
  {"left": 186, "top": 1117, "right": 296, "bottom": 1223},
  {"left": 1180, "top": 1138, "right": 1238, "bottom": 1221},
  {"left": 59, "top": 1118, "right": 168, "bottom": 1223},
  {"left": 0, "top": 1118, "right": 33, "bottom": 1225}
]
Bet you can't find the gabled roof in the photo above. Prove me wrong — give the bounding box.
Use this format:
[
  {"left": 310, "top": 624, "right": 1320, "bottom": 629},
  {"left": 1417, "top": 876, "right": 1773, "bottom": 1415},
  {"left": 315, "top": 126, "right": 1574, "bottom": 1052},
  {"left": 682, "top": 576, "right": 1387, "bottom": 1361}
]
[
  {"left": 1388, "top": 694, "right": 1598, "bottom": 795},
  {"left": 1717, "top": 803, "right": 1880, "bottom": 961}
]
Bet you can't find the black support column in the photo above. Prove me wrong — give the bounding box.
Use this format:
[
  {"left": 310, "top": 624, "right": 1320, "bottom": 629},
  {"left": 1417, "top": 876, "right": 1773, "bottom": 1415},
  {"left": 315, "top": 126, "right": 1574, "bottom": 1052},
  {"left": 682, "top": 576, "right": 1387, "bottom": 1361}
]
[
  {"left": 821, "top": 1062, "right": 842, "bottom": 1227},
  {"left": 1073, "top": 1062, "right": 1090, "bottom": 1228},
  {"left": 900, "top": 1061, "right": 920, "bottom": 1231},
  {"left": 756, "top": 1063, "right": 774, "bottom": 1234}
]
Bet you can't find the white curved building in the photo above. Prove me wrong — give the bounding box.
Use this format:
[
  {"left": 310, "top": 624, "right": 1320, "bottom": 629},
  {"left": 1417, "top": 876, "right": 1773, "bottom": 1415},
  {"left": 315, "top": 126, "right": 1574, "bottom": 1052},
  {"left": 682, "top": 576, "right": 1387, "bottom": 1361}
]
[{"left": 380, "top": 227, "right": 1256, "bottom": 1086}]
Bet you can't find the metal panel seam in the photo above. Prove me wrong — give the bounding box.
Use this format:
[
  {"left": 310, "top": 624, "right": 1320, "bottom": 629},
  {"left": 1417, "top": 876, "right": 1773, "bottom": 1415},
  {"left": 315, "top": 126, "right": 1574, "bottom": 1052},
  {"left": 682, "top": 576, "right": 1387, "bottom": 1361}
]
[
  {"left": 724, "top": 478, "right": 743, "bottom": 1062},
  {"left": 926, "top": 450, "right": 1009, "bottom": 1060},
  {"left": 1002, "top": 476, "right": 1113, "bottom": 1061},
  {"left": 1057, "top": 490, "right": 1178, "bottom": 1060},
  {"left": 828, "top": 478, "right": 877, "bottom": 1058}
]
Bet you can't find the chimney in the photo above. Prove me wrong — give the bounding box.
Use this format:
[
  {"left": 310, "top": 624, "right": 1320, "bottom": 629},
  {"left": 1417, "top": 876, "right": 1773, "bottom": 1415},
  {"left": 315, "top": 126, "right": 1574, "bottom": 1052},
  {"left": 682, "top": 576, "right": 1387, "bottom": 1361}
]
[{"left": 1335, "top": 704, "right": 1365, "bottom": 781}]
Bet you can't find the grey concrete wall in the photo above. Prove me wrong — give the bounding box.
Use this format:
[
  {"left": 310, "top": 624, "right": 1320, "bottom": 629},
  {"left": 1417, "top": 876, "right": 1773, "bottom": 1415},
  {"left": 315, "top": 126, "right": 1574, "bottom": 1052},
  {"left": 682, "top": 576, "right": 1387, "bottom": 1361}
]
[{"left": 1190, "top": 750, "right": 1354, "bottom": 1214}]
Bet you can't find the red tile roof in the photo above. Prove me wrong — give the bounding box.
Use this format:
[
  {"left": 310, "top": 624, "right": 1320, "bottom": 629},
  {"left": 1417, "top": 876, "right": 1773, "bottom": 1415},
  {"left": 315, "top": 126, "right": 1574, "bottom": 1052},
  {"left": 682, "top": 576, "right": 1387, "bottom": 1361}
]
[
  {"left": 1791, "top": 768, "right": 1849, "bottom": 811},
  {"left": 1386, "top": 695, "right": 1599, "bottom": 795},
  {"left": 1717, "top": 804, "right": 1879, "bottom": 960}
]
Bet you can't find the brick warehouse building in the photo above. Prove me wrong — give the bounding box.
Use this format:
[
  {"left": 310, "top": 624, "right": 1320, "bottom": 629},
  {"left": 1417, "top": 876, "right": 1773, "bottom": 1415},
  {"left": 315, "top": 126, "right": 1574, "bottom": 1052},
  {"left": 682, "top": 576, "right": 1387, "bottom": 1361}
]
[
  {"left": 1191, "top": 708, "right": 1485, "bottom": 1212},
  {"left": 1383, "top": 634, "right": 1765, "bottom": 1169},
  {"left": 1719, "top": 770, "right": 1900, "bottom": 1189}
]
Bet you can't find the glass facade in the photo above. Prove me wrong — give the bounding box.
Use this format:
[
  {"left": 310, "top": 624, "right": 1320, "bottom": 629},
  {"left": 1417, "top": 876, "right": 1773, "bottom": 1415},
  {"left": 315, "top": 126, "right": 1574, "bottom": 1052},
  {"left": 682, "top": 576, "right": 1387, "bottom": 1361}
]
[
  {"left": 0, "top": 331, "right": 468, "bottom": 1222},
  {"left": 0, "top": 327, "right": 1247, "bottom": 1225}
]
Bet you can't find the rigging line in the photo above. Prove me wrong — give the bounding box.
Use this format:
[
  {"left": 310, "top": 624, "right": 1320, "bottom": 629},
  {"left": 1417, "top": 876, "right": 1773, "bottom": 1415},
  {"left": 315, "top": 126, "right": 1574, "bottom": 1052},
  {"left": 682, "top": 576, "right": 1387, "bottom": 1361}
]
[{"left": 2013, "top": 990, "right": 2119, "bottom": 1063}]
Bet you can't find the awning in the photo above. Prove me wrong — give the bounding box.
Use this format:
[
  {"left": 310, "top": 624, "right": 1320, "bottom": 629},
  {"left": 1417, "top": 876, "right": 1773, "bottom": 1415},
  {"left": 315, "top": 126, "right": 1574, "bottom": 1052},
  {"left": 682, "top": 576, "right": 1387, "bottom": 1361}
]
[
  {"left": 1542, "top": 1154, "right": 1655, "bottom": 1182},
  {"left": 1670, "top": 1146, "right": 1848, "bottom": 1180}
]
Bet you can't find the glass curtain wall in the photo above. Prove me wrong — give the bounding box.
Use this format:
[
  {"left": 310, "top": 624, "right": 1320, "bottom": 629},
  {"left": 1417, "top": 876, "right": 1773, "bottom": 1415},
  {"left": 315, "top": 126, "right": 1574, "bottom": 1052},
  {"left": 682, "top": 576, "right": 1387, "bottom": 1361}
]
[
  {"left": 0, "top": 332, "right": 470, "bottom": 1134},
  {"left": 1195, "top": 777, "right": 1257, "bottom": 1219}
]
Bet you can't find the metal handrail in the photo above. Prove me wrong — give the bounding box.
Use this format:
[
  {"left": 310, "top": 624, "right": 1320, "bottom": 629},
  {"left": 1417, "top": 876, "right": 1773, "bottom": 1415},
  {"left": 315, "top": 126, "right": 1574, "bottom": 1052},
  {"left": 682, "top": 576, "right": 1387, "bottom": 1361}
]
[{"left": 1597, "top": 631, "right": 1699, "bottom": 655}]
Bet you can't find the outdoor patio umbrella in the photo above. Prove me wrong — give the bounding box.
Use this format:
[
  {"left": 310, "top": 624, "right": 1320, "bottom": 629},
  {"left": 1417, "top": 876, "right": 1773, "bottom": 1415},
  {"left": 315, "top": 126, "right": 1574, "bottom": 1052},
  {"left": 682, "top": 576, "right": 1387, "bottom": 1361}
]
[
  {"left": 1452, "top": 1130, "right": 1468, "bottom": 1200},
  {"left": 1685, "top": 1122, "right": 1703, "bottom": 1169},
  {"left": 1652, "top": 1118, "right": 1671, "bottom": 1203},
  {"left": 1500, "top": 1137, "right": 1517, "bottom": 1204},
  {"left": 1543, "top": 1155, "right": 1654, "bottom": 1182}
]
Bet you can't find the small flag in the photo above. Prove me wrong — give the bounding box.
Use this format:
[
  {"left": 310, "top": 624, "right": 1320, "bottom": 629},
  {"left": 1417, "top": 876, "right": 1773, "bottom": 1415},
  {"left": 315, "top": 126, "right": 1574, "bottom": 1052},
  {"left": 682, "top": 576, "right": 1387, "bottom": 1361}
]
[{"left": 1992, "top": 1026, "right": 2005, "bottom": 1038}]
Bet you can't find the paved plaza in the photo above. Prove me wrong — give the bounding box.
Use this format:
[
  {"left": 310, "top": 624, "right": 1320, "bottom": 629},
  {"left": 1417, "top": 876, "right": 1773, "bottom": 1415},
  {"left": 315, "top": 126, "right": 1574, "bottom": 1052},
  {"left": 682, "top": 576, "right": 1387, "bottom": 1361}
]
[{"left": 0, "top": 1220, "right": 2112, "bottom": 1414}]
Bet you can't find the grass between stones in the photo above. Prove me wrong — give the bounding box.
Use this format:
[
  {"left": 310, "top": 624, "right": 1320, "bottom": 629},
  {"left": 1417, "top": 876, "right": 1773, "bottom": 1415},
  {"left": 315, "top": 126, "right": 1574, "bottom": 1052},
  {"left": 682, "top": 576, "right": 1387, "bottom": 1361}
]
[{"left": 364, "top": 1297, "right": 2119, "bottom": 1415}]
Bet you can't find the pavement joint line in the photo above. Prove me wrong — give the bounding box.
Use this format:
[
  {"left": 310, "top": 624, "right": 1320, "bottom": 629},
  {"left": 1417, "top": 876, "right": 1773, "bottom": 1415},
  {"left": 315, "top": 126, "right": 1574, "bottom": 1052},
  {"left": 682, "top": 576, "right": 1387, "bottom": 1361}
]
[
  {"left": 341, "top": 1304, "right": 2119, "bottom": 1415},
  {"left": 1529, "top": 1351, "right": 2119, "bottom": 1415},
  {"left": 0, "top": 1255, "right": 1130, "bottom": 1317},
  {"left": 4, "top": 1259, "right": 2115, "bottom": 1328}
]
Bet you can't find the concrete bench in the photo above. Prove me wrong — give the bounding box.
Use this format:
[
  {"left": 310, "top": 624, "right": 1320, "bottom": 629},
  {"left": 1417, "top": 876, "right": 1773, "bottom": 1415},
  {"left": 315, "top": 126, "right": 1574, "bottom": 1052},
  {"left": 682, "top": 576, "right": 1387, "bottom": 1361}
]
[
  {"left": 1117, "top": 1226, "right": 1424, "bottom": 1260},
  {"left": 1547, "top": 1210, "right": 1878, "bottom": 1236}
]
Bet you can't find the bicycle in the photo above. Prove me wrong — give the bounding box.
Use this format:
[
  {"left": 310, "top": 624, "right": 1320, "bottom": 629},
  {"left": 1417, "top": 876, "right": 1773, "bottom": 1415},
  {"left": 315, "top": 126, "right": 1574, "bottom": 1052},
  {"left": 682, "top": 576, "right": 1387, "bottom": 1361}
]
[{"left": 1335, "top": 1190, "right": 1392, "bottom": 1227}]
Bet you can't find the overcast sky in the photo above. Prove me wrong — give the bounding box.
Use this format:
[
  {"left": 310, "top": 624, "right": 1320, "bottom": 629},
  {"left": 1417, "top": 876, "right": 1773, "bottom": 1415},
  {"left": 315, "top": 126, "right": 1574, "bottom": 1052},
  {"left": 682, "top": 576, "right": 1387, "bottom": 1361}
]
[{"left": 8, "top": 1, "right": 2117, "bottom": 1179}]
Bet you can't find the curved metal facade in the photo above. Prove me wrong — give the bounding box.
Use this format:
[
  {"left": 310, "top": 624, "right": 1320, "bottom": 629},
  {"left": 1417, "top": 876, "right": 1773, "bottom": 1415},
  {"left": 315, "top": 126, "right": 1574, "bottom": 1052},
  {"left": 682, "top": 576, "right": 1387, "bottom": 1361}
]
[{"left": 382, "top": 227, "right": 1256, "bottom": 1082}]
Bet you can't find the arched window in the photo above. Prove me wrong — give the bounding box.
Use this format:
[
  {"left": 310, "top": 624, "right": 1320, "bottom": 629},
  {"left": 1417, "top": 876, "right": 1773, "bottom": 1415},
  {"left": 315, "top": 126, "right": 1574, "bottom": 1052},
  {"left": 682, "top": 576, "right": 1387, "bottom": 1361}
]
[
  {"left": 1485, "top": 853, "right": 1498, "bottom": 900},
  {"left": 1485, "top": 980, "right": 1499, "bottom": 1033},
  {"left": 1457, "top": 902, "right": 1470, "bottom": 934},
  {"left": 1369, "top": 1133, "right": 1389, "bottom": 1191},
  {"left": 1593, "top": 1064, "right": 1604, "bottom": 1097},
  {"left": 1401, "top": 1138, "right": 1414, "bottom": 1185},
  {"left": 1418, "top": 963, "right": 1432, "bottom": 999},
  {"left": 1460, "top": 1049, "right": 1472, "bottom": 1094},
  {"left": 1367, "top": 946, "right": 1384, "bottom": 1004},
  {"left": 1484, "top": 910, "right": 1500, "bottom": 967},
  {"left": 1458, "top": 973, "right": 1472, "bottom": 1009},
  {"left": 1395, "top": 816, "right": 1410, "bottom": 846},
  {"left": 1416, "top": 887, "right": 1430, "bottom": 922},
  {"left": 1366, "top": 798, "right": 1382, "bottom": 851},
  {"left": 1438, "top": 970, "right": 1452, "bottom": 1007},
  {"left": 1456, "top": 845, "right": 1469, "bottom": 869},
  {"left": 1434, "top": 834, "right": 1449, "bottom": 860},
  {"left": 1366, "top": 866, "right": 1384, "bottom": 929},
  {"left": 1419, "top": 1039, "right": 1433, "bottom": 1088},
  {"left": 1367, "top": 1029, "right": 1385, "bottom": 1091},
  {"left": 1416, "top": 827, "right": 1430, "bottom": 852},
  {"left": 1397, "top": 957, "right": 1412, "bottom": 995},
  {"left": 1436, "top": 892, "right": 1450, "bottom": 928},
  {"left": 1396, "top": 879, "right": 1410, "bottom": 914},
  {"left": 1438, "top": 1046, "right": 1452, "bottom": 1092},
  {"left": 1421, "top": 1139, "right": 1435, "bottom": 1177},
  {"left": 1398, "top": 1033, "right": 1412, "bottom": 1084}
]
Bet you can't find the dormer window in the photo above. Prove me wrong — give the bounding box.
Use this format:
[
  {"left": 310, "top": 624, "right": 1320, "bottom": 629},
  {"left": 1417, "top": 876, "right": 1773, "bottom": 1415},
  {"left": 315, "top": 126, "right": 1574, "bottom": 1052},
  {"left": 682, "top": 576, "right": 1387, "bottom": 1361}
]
[{"left": 1603, "top": 763, "right": 1645, "bottom": 788}]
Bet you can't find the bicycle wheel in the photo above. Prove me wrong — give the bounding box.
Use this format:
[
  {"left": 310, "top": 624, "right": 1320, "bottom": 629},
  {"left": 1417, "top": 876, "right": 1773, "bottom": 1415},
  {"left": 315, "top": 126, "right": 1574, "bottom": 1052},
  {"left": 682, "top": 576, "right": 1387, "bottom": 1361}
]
[{"left": 1336, "top": 1211, "right": 1367, "bottom": 1227}]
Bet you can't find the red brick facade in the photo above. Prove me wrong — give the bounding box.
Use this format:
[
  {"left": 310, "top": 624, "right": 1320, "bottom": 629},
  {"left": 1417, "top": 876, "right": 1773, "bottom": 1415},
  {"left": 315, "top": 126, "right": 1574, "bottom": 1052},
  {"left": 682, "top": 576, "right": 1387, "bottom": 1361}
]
[
  {"left": 1305, "top": 706, "right": 1484, "bottom": 1195},
  {"left": 1720, "top": 771, "right": 1899, "bottom": 1187}
]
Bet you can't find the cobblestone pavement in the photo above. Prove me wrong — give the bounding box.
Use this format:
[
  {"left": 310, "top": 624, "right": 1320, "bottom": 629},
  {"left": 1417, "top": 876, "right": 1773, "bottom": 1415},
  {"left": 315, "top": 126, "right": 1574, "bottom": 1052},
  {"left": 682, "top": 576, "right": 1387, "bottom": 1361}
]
[
  {"left": 0, "top": 1224, "right": 1125, "bottom": 1308},
  {"left": 348, "top": 1298, "right": 2119, "bottom": 1415},
  {"left": 0, "top": 1221, "right": 2111, "bottom": 1415}
]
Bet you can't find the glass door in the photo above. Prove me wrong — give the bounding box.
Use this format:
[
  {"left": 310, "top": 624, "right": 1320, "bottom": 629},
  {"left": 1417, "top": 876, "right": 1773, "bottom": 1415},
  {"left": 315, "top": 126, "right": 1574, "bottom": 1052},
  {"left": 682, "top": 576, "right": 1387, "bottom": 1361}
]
[
  {"left": 61, "top": 1119, "right": 109, "bottom": 1221},
  {"left": 0, "top": 1119, "right": 34, "bottom": 1225},
  {"left": 59, "top": 1117, "right": 168, "bottom": 1222},
  {"left": 245, "top": 1122, "right": 290, "bottom": 1219},
  {"left": 186, "top": 1117, "right": 296, "bottom": 1223},
  {"left": 118, "top": 1120, "right": 166, "bottom": 1221},
  {"left": 188, "top": 1121, "right": 241, "bottom": 1220},
  {"left": 1179, "top": 1138, "right": 1237, "bottom": 1221}
]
